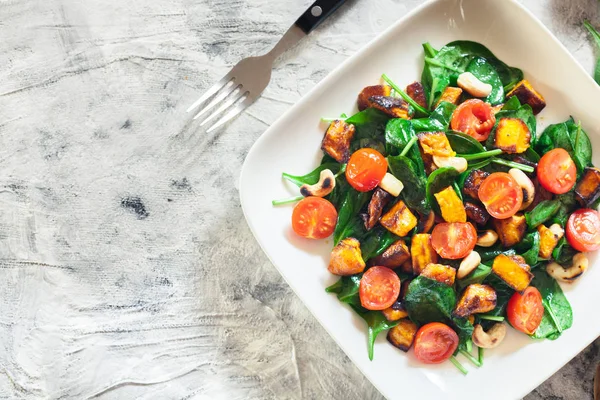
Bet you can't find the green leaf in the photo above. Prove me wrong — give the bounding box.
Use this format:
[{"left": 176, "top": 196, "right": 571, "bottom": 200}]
[
  {"left": 478, "top": 274, "right": 514, "bottom": 330},
  {"left": 388, "top": 155, "right": 430, "bottom": 215},
  {"left": 521, "top": 231, "right": 540, "bottom": 266},
  {"left": 525, "top": 200, "right": 561, "bottom": 229},
  {"left": 584, "top": 21, "right": 600, "bottom": 49},
  {"left": 426, "top": 167, "right": 460, "bottom": 214},
  {"left": 282, "top": 163, "right": 342, "bottom": 187},
  {"left": 349, "top": 305, "right": 400, "bottom": 361},
  {"left": 552, "top": 237, "right": 578, "bottom": 266},
  {"left": 346, "top": 108, "right": 391, "bottom": 143},
  {"left": 326, "top": 275, "right": 363, "bottom": 306},
  {"left": 411, "top": 118, "right": 445, "bottom": 133},
  {"left": 429, "top": 101, "right": 457, "bottom": 129},
  {"left": 594, "top": 58, "right": 600, "bottom": 85},
  {"left": 405, "top": 276, "right": 456, "bottom": 325},
  {"left": 360, "top": 228, "right": 400, "bottom": 261},
  {"left": 457, "top": 263, "right": 492, "bottom": 290},
  {"left": 385, "top": 119, "right": 427, "bottom": 176},
  {"left": 535, "top": 118, "right": 592, "bottom": 176},
  {"left": 333, "top": 186, "right": 370, "bottom": 245},
  {"left": 447, "top": 131, "right": 486, "bottom": 154},
  {"left": 477, "top": 244, "right": 516, "bottom": 262},
  {"left": 531, "top": 270, "right": 573, "bottom": 340},
  {"left": 466, "top": 56, "right": 504, "bottom": 105}
]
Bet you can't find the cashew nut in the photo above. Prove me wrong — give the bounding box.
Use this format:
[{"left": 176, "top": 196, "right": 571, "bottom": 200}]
[
  {"left": 457, "top": 72, "right": 493, "bottom": 98},
  {"left": 300, "top": 169, "right": 335, "bottom": 197},
  {"left": 509, "top": 168, "right": 535, "bottom": 210},
  {"left": 476, "top": 230, "right": 499, "bottom": 247},
  {"left": 472, "top": 323, "right": 507, "bottom": 349},
  {"left": 546, "top": 253, "right": 588, "bottom": 282},
  {"left": 378, "top": 173, "right": 404, "bottom": 197},
  {"left": 457, "top": 250, "right": 481, "bottom": 279},
  {"left": 433, "top": 156, "right": 468, "bottom": 173},
  {"left": 549, "top": 223, "right": 565, "bottom": 240}
]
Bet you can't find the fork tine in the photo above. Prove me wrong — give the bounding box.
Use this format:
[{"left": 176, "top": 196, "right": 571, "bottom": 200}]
[
  {"left": 206, "top": 95, "right": 253, "bottom": 133},
  {"left": 199, "top": 87, "right": 245, "bottom": 127},
  {"left": 192, "top": 80, "right": 237, "bottom": 120},
  {"left": 186, "top": 73, "right": 232, "bottom": 113}
]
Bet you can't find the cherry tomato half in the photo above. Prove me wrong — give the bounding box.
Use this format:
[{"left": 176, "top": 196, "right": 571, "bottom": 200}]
[
  {"left": 537, "top": 148, "right": 577, "bottom": 194},
  {"left": 507, "top": 287, "right": 544, "bottom": 335},
  {"left": 359, "top": 266, "right": 401, "bottom": 311},
  {"left": 431, "top": 222, "right": 477, "bottom": 259},
  {"left": 291, "top": 197, "right": 338, "bottom": 239},
  {"left": 346, "top": 148, "right": 388, "bottom": 192},
  {"left": 566, "top": 209, "right": 600, "bottom": 252},
  {"left": 413, "top": 322, "right": 459, "bottom": 364},
  {"left": 478, "top": 172, "right": 523, "bottom": 219},
  {"left": 450, "top": 99, "right": 496, "bottom": 142}
]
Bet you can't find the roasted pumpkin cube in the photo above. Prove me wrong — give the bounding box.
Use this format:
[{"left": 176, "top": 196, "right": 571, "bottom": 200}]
[
  {"left": 382, "top": 305, "right": 409, "bottom": 322},
  {"left": 370, "top": 96, "right": 411, "bottom": 119},
  {"left": 463, "top": 169, "right": 490, "bottom": 201},
  {"left": 363, "top": 188, "right": 393, "bottom": 230},
  {"left": 465, "top": 202, "right": 490, "bottom": 226},
  {"left": 387, "top": 319, "right": 418, "bottom": 352},
  {"left": 321, "top": 120, "right": 356, "bottom": 163},
  {"left": 370, "top": 240, "right": 411, "bottom": 269},
  {"left": 434, "top": 186, "right": 467, "bottom": 223},
  {"left": 492, "top": 254, "right": 534, "bottom": 292},
  {"left": 493, "top": 118, "right": 531, "bottom": 154},
  {"left": 436, "top": 86, "right": 463, "bottom": 107},
  {"left": 328, "top": 238, "right": 366, "bottom": 276},
  {"left": 417, "top": 132, "right": 456, "bottom": 157},
  {"left": 358, "top": 85, "right": 391, "bottom": 111},
  {"left": 411, "top": 233, "right": 438, "bottom": 274},
  {"left": 421, "top": 263, "right": 457, "bottom": 286},
  {"left": 380, "top": 200, "right": 418, "bottom": 237},
  {"left": 575, "top": 167, "right": 600, "bottom": 207},
  {"left": 417, "top": 211, "right": 436, "bottom": 233},
  {"left": 538, "top": 224, "right": 564, "bottom": 259},
  {"left": 454, "top": 284, "right": 497, "bottom": 318},
  {"left": 506, "top": 79, "right": 546, "bottom": 115},
  {"left": 406, "top": 81, "right": 427, "bottom": 109},
  {"left": 493, "top": 213, "right": 526, "bottom": 248}
]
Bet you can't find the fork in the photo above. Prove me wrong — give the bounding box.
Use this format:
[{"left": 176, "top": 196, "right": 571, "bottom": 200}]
[{"left": 186, "top": 0, "right": 348, "bottom": 133}]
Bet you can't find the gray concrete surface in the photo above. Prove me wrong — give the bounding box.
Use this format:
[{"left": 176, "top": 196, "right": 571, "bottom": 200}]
[{"left": 0, "top": 0, "right": 598, "bottom": 398}]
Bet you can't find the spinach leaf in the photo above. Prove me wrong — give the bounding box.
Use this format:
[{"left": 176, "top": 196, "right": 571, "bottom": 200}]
[
  {"left": 502, "top": 95, "right": 521, "bottom": 111},
  {"left": 360, "top": 228, "right": 399, "bottom": 261},
  {"left": 429, "top": 101, "right": 457, "bottom": 129},
  {"left": 447, "top": 131, "right": 485, "bottom": 154},
  {"left": 333, "top": 186, "right": 370, "bottom": 245},
  {"left": 521, "top": 231, "right": 541, "bottom": 266},
  {"left": 426, "top": 167, "right": 460, "bottom": 214},
  {"left": 552, "top": 237, "right": 578, "bottom": 266},
  {"left": 325, "top": 275, "right": 362, "bottom": 307},
  {"left": 466, "top": 56, "right": 504, "bottom": 105},
  {"left": 326, "top": 276, "right": 400, "bottom": 360},
  {"left": 385, "top": 119, "right": 426, "bottom": 174},
  {"left": 411, "top": 118, "right": 444, "bottom": 133},
  {"left": 479, "top": 274, "right": 514, "bottom": 330},
  {"left": 552, "top": 192, "right": 577, "bottom": 227},
  {"left": 351, "top": 305, "right": 399, "bottom": 360},
  {"left": 421, "top": 41, "right": 523, "bottom": 106},
  {"left": 535, "top": 118, "right": 592, "bottom": 175},
  {"left": 531, "top": 270, "right": 573, "bottom": 340},
  {"left": 477, "top": 244, "right": 516, "bottom": 262},
  {"left": 457, "top": 263, "right": 492, "bottom": 290},
  {"left": 522, "top": 147, "right": 541, "bottom": 163},
  {"left": 282, "top": 163, "right": 342, "bottom": 187},
  {"left": 351, "top": 138, "right": 386, "bottom": 155},
  {"left": 405, "top": 276, "right": 456, "bottom": 325},
  {"left": 525, "top": 200, "right": 561, "bottom": 229},
  {"left": 388, "top": 155, "right": 430, "bottom": 215},
  {"left": 452, "top": 317, "right": 475, "bottom": 348},
  {"left": 584, "top": 21, "right": 600, "bottom": 85},
  {"left": 347, "top": 108, "right": 391, "bottom": 143}
]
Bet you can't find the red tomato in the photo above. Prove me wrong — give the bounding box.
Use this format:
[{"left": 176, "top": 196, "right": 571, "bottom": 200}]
[
  {"left": 359, "top": 266, "right": 401, "bottom": 311},
  {"left": 537, "top": 148, "right": 577, "bottom": 194},
  {"left": 291, "top": 197, "right": 338, "bottom": 239},
  {"left": 566, "top": 209, "right": 600, "bottom": 252},
  {"left": 431, "top": 222, "right": 477, "bottom": 259},
  {"left": 507, "top": 287, "right": 544, "bottom": 335},
  {"left": 346, "top": 148, "right": 388, "bottom": 192},
  {"left": 450, "top": 99, "right": 496, "bottom": 141},
  {"left": 413, "top": 322, "right": 459, "bottom": 364},
  {"left": 478, "top": 172, "right": 523, "bottom": 219}
]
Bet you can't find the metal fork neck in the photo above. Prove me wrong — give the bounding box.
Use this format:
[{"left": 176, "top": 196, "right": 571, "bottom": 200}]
[{"left": 265, "top": 24, "right": 306, "bottom": 62}]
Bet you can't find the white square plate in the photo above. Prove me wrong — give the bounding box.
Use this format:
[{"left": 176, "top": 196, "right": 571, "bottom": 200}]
[{"left": 239, "top": 0, "right": 600, "bottom": 398}]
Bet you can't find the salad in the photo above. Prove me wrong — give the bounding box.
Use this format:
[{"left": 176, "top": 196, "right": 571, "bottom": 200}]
[{"left": 273, "top": 41, "right": 600, "bottom": 373}]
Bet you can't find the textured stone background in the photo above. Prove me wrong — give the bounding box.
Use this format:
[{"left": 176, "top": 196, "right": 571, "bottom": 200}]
[{"left": 0, "top": 0, "right": 598, "bottom": 399}]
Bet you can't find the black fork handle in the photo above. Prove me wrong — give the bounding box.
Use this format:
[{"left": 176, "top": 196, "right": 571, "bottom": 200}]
[{"left": 295, "top": 0, "right": 348, "bottom": 34}]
